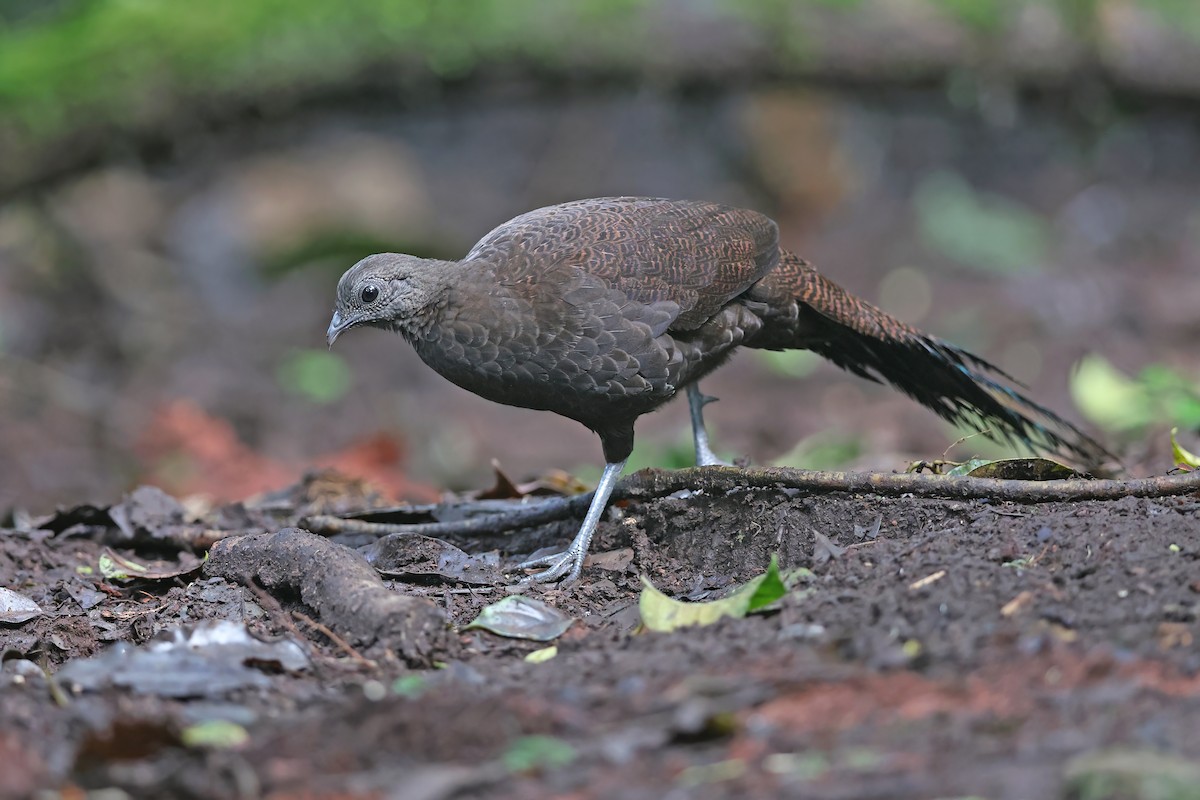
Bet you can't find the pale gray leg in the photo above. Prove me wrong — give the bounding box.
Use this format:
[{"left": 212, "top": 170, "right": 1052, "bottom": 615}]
[
  {"left": 518, "top": 459, "right": 627, "bottom": 583},
  {"left": 687, "top": 384, "right": 727, "bottom": 467}
]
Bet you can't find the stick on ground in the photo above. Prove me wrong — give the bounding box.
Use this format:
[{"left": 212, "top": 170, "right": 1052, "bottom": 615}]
[
  {"left": 301, "top": 466, "right": 1200, "bottom": 539},
  {"left": 205, "top": 527, "right": 451, "bottom": 666}
]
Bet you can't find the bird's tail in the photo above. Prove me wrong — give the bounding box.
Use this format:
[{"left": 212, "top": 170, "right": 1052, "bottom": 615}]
[{"left": 747, "top": 251, "right": 1111, "bottom": 466}]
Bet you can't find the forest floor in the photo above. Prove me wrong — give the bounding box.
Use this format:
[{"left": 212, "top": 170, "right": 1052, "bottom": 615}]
[{"left": 3, "top": 466, "right": 1199, "bottom": 800}]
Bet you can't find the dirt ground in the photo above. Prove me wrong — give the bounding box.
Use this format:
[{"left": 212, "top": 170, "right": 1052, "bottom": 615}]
[{"left": 3, "top": 467, "right": 1199, "bottom": 800}]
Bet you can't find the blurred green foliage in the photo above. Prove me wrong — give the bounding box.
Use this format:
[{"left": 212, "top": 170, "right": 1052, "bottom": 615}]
[
  {"left": 276, "top": 349, "right": 352, "bottom": 404},
  {"left": 501, "top": 735, "right": 577, "bottom": 773},
  {"left": 1064, "top": 748, "right": 1200, "bottom": 800},
  {"left": 915, "top": 172, "right": 1051, "bottom": 274},
  {"left": 627, "top": 431, "right": 705, "bottom": 474},
  {"left": 756, "top": 349, "right": 820, "bottom": 378},
  {"left": 260, "top": 231, "right": 451, "bottom": 280},
  {"left": 773, "top": 431, "right": 863, "bottom": 470},
  {"left": 1145, "top": 0, "right": 1200, "bottom": 43},
  {"left": 941, "top": 424, "right": 1032, "bottom": 460},
  {"left": 571, "top": 432, "right": 696, "bottom": 486},
  {"left": 4, "top": 0, "right": 1199, "bottom": 170},
  {"left": 935, "top": 0, "right": 1006, "bottom": 32},
  {"left": 1070, "top": 354, "right": 1200, "bottom": 436},
  {"left": 0, "top": 0, "right": 648, "bottom": 137}
]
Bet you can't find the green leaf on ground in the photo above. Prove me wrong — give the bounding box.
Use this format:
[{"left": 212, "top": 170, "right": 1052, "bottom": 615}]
[
  {"left": 97, "top": 549, "right": 202, "bottom": 583},
  {"left": 181, "top": 720, "right": 249, "bottom": 749},
  {"left": 746, "top": 556, "right": 789, "bottom": 612},
  {"left": 464, "top": 594, "right": 573, "bottom": 641},
  {"left": 501, "top": 735, "right": 577, "bottom": 773},
  {"left": 1171, "top": 428, "right": 1200, "bottom": 468},
  {"left": 639, "top": 555, "right": 792, "bottom": 632},
  {"left": 391, "top": 675, "right": 427, "bottom": 698},
  {"left": 524, "top": 645, "right": 558, "bottom": 663},
  {"left": 943, "top": 458, "right": 991, "bottom": 476},
  {"left": 947, "top": 457, "right": 1083, "bottom": 480},
  {"left": 98, "top": 551, "right": 148, "bottom": 582}
]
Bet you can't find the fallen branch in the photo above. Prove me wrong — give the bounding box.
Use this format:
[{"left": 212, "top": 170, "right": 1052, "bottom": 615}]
[
  {"left": 624, "top": 465, "right": 1200, "bottom": 502},
  {"left": 301, "top": 466, "right": 1200, "bottom": 539},
  {"left": 205, "top": 527, "right": 451, "bottom": 666},
  {"left": 304, "top": 494, "right": 592, "bottom": 538}
]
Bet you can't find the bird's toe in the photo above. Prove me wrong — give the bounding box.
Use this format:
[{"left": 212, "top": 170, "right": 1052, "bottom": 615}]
[{"left": 516, "top": 549, "right": 583, "bottom": 584}]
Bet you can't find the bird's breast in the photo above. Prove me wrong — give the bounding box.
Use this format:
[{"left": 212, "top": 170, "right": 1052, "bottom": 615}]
[{"left": 408, "top": 284, "right": 681, "bottom": 422}]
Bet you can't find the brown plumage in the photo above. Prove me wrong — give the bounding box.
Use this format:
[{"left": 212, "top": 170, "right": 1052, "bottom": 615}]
[{"left": 328, "top": 197, "right": 1107, "bottom": 582}]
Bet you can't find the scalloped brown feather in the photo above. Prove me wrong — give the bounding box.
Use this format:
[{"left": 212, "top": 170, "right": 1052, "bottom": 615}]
[{"left": 332, "top": 197, "right": 1110, "bottom": 467}]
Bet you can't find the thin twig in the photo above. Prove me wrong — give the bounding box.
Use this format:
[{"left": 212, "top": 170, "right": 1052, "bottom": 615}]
[
  {"left": 292, "top": 611, "right": 376, "bottom": 670},
  {"left": 301, "top": 466, "right": 1200, "bottom": 539},
  {"left": 240, "top": 576, "right": 352, "bottom": 676},
  {"left": 40, "top": 657, "right": 71, "bottom": 708},
  {"left": 240, "top": 574, "right": 311, "bottom": 647},
  {"left": 942, "top": 428, "right": 992, "bottom": 459},
  {"left": 987, "top": 507, "right": 1028, "bottom": 517}
]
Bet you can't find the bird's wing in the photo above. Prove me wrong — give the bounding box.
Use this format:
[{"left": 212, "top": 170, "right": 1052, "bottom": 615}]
[{"left": 465, "top": 197, "right": 780, "bottom": 332}]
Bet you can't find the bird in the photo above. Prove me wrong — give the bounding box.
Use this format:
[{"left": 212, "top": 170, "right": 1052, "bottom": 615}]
[{"left": 327, "top": 197, "right": 1107, "bottom": 583}]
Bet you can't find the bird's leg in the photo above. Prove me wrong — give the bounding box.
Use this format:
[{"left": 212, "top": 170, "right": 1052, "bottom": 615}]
[
  {"left": 687, "top": 384, "right": 728, "bottom": 467},
  {"left": 518, "top": 459, "right": 627, "bottom": 583}
]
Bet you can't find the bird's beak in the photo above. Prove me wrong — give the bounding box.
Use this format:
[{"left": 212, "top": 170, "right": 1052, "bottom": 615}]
[{"left": 326, "top": 311, "right": 352, "bottom": 348}]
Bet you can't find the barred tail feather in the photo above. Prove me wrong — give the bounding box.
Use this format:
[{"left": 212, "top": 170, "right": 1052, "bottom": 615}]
[{"left": 758, "top": 252, "right": 1111, "bottom": 466}]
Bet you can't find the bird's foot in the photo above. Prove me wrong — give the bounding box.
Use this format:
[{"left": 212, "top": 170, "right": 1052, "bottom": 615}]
[
  {"left": 687, "top": 384, "right": 731, "bottom": 466},
  {"left": 694, "top": 440, "right": 730, "bottom": 467},
  {"left": 513, "top": 458, "right": 627, "bottom": 586},
  {"left": 516, "top": 548, "right": 585, "bottom": 584}
]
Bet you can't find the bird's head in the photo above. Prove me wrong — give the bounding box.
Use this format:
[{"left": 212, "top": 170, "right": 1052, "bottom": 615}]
[{"left": 326, "top": 253, "right": 450, "bottom": 346}]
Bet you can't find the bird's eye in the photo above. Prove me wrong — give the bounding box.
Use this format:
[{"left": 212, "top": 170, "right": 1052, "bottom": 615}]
[{"left": 360, "top": 284, "right": 380, "bottom": 304}]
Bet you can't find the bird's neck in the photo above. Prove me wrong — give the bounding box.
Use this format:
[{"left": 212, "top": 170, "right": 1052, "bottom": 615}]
[{"left": 397, "top": 259, "right": 467, "bottom": 342}]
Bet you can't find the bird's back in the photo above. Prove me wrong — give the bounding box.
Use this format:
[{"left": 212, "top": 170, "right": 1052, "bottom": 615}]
[{"left": 463, "top": 197, "right": 781, "bottom": 331}]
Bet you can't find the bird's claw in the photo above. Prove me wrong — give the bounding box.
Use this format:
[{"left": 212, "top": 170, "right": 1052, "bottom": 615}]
[{"left": 516, "top": 549, "right": 583, "bottom": 584}]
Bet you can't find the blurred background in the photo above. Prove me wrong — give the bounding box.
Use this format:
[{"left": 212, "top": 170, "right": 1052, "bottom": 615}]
[{"left": 2, "top": 0, "right": 1199, "bottom": 512}]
